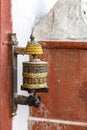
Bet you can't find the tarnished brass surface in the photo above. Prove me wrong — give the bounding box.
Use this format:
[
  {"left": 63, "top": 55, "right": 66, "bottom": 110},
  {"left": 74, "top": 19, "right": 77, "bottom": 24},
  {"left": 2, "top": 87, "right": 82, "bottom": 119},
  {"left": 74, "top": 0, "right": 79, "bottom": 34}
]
[
  {"left": 23, "top": 83, "right": 47, "bottom": 89},
  {"left": 22, "top": 60, "right": 48, "bottom": 90},
  {"left": 26, "top": 34, "right": 43, "bottom": 55},
  {"left": 26, "top": 43, "right": 43, "bottom": 55},
  {"left": 23, "top": 72, "right": 47, "bottom": 78},
  {"left": 23, "top": 61, "right": 48, "bottom": 66}
]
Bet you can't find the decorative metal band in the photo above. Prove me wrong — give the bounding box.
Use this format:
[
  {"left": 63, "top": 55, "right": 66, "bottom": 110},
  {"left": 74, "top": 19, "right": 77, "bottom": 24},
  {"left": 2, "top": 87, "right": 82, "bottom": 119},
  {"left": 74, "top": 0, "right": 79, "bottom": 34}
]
[
  {"left": 26, "top": 44, "right": 43, "bottom": 54},
  {"left": 23, "top": 83, "right": 47, "bottom": 89},
  {"left": 23, "top": 64, "right": 47, "bottom": 73},
  {"left": 23, "top": 62, "right": 48, "bottom": 66},
  {"left": 23, "top": 72, "right": 47, "bottom": 78}
]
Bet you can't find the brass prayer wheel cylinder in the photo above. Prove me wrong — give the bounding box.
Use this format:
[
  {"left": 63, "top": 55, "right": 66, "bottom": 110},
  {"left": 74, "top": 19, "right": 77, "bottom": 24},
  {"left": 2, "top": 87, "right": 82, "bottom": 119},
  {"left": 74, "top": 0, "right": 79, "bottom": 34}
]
[{"left": 22, "top": 59, "right": 48, "bottom": 93}]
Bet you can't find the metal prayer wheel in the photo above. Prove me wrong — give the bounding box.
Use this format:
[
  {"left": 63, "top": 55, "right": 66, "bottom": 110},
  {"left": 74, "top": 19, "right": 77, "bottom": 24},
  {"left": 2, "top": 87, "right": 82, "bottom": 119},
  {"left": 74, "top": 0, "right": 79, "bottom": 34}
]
[
  {"left": 22, "top": 58, "right": 48, "bottom": 93},
  {"left": 11, "top": 33, "right": 49, "bottom": 114},
  {"left": 20, "top": 34, "right": 49, "bottom": 93}
]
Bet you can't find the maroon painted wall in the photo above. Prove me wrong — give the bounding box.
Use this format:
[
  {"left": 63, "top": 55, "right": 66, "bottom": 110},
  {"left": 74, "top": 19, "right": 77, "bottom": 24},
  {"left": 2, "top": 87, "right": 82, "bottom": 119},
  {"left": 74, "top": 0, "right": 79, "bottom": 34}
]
[
  {"left": 0, "top": 0, "right": 12, "bottom": 130},
  {"left": 29, "top": 41, "right": 87, "bottom": 130}
]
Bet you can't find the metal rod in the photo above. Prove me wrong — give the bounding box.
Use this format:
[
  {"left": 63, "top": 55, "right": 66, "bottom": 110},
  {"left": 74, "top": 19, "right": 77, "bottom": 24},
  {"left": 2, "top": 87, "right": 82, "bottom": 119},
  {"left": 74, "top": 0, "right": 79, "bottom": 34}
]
[
  {"left": 12, "top": 47, "right": 18, "bottom": 116},
  {"left": 14, "top": 95, "right": 29, "bottom": 105},
  {"left": 8, "top": 33, "right": 18, "bottom": 116}
]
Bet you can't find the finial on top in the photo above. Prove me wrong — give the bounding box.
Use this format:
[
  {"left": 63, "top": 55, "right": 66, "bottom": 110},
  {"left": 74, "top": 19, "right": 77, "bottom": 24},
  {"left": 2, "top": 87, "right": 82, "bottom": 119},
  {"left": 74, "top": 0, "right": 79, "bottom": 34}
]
[{"left": 30, "top": 34, "right": 35, "bottom": 41}]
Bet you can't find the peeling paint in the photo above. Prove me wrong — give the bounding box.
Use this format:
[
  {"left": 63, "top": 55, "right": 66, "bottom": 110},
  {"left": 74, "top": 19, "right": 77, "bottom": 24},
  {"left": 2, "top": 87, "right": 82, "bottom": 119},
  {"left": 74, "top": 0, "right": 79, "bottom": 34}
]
[{"left": 33, "top": 103, "right": 50, "bottom": 118}]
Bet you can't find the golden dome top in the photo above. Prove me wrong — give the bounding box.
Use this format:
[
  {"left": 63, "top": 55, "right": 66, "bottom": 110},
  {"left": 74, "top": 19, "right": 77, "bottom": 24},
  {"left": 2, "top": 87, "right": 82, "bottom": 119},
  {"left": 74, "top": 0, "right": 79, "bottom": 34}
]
[{"left": 26, "top": 34, "right": 43, "bottom": 55}]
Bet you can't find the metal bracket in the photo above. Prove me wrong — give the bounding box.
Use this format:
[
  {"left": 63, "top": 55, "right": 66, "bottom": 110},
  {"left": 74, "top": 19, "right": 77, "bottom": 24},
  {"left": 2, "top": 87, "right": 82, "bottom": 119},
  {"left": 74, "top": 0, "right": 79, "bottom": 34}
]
[
  {"left": 9, "top": 33, "right": 27, "bottom": 116},
  {"left": 14, "top": 94, "right": 41, "bottom": 107},
  {"left": 3, "top": 33, "right": 18, "bottom": 45},
  {"left": 9, "top": 33, "right": 19, "bottom": 116},
  {"left": 8, "top": 33, "right": 41, "bottom": 116},
  {"left": 14, "top": 47, "right": 26, "bottom": 55}
]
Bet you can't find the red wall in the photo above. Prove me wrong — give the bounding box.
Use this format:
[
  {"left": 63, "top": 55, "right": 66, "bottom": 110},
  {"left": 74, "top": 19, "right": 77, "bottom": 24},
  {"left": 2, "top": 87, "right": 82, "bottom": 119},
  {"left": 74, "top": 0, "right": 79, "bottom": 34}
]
[
  {"left": 0, "top": 0, "right": 12, "bottom": 130},
  {"left": 29, "top": 41, "right": 87, "bottom": 130}
]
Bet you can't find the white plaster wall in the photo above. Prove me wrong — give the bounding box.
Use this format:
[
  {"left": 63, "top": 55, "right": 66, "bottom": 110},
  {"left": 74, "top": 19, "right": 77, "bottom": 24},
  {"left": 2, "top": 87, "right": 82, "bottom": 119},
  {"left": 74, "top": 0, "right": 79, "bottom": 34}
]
[
  {"left": 81, "top": 0, "right": 87, "bottom": 24},
  {"left": 11, "top": 1, "right": 58, "bottom": 130},
  {"left": 33, "top": 0, "right": 87, "bottom": 41}
]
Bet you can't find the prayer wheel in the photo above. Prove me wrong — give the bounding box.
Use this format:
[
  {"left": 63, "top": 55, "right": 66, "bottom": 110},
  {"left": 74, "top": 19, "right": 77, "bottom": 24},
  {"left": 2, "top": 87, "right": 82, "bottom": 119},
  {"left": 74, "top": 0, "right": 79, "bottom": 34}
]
[
  {"left": 21, "top": 34, "right": 49, "bottom": 93},
  {"left": 22, "top": 58, "right": 48, "bottom": 93}
]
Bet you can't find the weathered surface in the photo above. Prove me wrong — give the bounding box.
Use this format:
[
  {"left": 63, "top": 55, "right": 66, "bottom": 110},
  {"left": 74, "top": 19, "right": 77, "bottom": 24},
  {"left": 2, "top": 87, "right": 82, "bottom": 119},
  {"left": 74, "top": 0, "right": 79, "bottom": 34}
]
[
  {"left": 29, "top": 0, "right": 87, "bottom": 130},
  {"left": 30, "top": 42, "right": 87, "bottom": 122},
  {"left": 0, "top": 0, "right": 12, "bottom": 130},
  {"left": 33, "top": 0, "right": 87, "bottom": 41},
  {"left": 28, "top": 120, "right": 87, "bottom": 130},
  {"left": 29, "top": 42, "right": 87, "bottom": 130}
]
